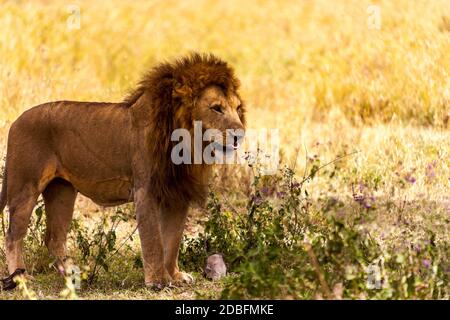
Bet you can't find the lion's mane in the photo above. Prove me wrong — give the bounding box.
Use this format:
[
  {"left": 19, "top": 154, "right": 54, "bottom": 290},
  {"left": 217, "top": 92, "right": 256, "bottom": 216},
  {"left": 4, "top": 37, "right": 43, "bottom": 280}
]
[{"left": 124, "top": 53, "right": 243, "bottom": 206}]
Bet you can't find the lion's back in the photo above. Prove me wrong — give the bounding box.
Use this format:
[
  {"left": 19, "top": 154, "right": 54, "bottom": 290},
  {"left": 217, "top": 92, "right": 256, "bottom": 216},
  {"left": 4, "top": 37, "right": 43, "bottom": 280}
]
[
  {"left": 7, "top": 100, "right": 133, "bottom": 181},
  {"left": 9, "top": 100, "right": 130, "bottom": 148}
]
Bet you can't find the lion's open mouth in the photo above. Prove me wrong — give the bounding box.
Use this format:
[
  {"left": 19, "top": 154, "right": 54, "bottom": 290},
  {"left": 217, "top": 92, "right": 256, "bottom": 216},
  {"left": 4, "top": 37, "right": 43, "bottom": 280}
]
[{"left": 212, "top": 141, "right": 239, "bottom": 153}]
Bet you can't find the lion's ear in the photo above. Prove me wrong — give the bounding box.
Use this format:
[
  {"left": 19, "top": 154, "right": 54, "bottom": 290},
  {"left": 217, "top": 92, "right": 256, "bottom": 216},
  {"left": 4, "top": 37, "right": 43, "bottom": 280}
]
[{"left": 130, "top": 93, "right": 152, "bottom": 127}]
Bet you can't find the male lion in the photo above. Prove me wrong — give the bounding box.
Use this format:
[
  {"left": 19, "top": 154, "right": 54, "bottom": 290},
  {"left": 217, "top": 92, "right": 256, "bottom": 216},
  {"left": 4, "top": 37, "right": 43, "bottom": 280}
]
[{"left": 0, "top": 53, "right": 245, "bottom": 290}]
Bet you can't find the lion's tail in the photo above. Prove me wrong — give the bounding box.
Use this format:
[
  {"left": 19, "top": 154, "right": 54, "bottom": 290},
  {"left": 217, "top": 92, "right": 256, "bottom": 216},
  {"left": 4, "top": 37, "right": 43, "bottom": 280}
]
[{"left": 0, "top": 166, "right": 7, "bottom": 220}]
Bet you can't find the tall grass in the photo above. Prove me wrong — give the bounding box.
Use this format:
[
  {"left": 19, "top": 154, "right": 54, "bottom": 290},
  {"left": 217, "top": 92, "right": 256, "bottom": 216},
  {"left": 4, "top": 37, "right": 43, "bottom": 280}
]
[{"left": 0, "top": 0, "right": 448, "bottom": 127}]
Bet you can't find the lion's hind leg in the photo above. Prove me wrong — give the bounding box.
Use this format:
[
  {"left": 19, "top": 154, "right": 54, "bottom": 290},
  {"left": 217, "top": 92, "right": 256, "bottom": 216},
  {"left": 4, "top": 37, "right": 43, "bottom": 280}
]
[
  {"left": 42, "top": 178, "right": 77, "bottom": 272},
  {"left": 5, "top": 185, "right": 40, "bottom": 276},
  {"left": 3, "top": 158, "right": 57, "bottom": 289}
]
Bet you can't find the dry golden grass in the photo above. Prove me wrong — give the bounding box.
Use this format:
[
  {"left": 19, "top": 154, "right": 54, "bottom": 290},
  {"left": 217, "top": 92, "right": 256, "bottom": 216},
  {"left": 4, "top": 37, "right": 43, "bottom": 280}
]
[
  {"left": 1, "top": 0, "right": 448, "bottom": 126},
  {"left": 0, "top": 0, "right": 448, "bottom": 299}
]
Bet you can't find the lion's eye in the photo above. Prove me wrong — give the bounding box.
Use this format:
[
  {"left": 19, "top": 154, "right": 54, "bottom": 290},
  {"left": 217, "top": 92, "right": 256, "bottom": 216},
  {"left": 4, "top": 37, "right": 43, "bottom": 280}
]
[
  {"left": 237, "top": 105, "right": 242, "bottom": 114},
  {"left": 210, "top": 104, "right": 224, "bottom": 114}
]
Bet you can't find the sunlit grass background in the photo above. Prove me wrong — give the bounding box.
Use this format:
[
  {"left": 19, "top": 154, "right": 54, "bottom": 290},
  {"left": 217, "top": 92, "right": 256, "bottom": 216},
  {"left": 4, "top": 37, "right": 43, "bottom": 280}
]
[{"left": 0, "top": 0, "right": 449, "bottom": 299}]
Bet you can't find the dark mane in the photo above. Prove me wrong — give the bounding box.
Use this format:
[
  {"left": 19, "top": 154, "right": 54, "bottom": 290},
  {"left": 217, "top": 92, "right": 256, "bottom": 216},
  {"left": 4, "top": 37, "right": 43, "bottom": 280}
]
[
  {"left": 125, "top": 53, "right": 241, "bottom": 206},
  {"left": 123, "top": 52, "right": 240, "bottom": 107}
]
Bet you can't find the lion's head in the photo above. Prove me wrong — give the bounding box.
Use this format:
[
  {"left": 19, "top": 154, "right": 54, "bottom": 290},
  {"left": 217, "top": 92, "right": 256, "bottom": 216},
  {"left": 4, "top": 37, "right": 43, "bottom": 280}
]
[
  {"left": 125, "top": 53, "right": 245, "bottom": 148},
  {"left": 190, "top": 84, "right": 245, "bottom": 152},
  {"left": 124, "top": 53, "right": 246, "bottom": 203}
]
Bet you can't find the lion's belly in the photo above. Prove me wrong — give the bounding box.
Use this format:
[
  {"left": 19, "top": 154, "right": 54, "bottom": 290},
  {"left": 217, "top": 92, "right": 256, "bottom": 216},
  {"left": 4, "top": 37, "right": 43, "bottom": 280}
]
[{"left": 67, "top": 176, "right": 133, "bottom": 206}]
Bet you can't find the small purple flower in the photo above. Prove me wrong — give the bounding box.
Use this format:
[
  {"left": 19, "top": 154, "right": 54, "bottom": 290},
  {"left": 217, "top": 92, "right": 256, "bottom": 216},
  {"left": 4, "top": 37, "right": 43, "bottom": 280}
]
[
  {"left": 276, "top": 191, "right": 286, "bottom": 198},
  {"left": 405, "top": 174, "right": 416, "bottom": 184},
  {"left": 252, "top": 195, "right": 263, "bottom": 205},
  {"left": 425, "top": 161, "right": 436, "bottom": 182},
  {"left": 260, "top": 187, "right": 270, "bottom": 196},
  {"left": 352, "top": 183, "right": 375, "bottom": 209},
  {"left": 353, "top": 194, "right": 373, "bottom": 209},
  {"left": 422, "top": 259, "right": 431, "bottom": 268},
  {"left": 362, "top": 202, "right": 371, "bottom": 209}
]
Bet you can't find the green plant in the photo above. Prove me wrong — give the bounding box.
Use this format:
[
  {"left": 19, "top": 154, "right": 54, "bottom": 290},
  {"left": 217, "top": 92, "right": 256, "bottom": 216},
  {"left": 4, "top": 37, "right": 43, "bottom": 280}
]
[
  {"left": 70, "top": 205, "right": 135, "bottom": 285},
  {"left": 181, "top": 162, "right": 449, "bottom": 299}
]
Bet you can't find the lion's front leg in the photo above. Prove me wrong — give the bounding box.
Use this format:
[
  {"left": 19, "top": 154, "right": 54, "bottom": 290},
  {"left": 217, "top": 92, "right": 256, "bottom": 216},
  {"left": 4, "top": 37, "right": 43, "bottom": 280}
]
[
  {"left": 161, "top": 201, "right": 194, "bottom": 284},
  {"left": 135, "top": 188, "right": 172, "bottom": 289}
]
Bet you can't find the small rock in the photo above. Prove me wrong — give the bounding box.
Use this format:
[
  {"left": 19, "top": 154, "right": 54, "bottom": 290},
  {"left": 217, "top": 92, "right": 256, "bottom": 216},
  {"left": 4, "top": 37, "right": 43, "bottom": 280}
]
[{"left": 204, "top": 254, "right": 227, "bottom": 280}]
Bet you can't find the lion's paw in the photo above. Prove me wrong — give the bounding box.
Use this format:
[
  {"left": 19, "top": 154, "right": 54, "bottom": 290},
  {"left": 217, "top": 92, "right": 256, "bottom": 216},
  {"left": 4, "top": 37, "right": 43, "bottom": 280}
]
[
  {"left": 145, "top": 271, "right": 173, "bottom": 291},
  {"left": 1, "top": 269, "right": 28, "bottom": 291},
  {"left": 172, "top": 271, "right": 194, "bottom": 285}
]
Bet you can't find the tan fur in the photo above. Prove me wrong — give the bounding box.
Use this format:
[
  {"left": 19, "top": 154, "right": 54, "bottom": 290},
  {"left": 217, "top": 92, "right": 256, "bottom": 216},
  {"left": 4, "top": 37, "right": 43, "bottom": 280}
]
[{"left": 0, "top": 53, "right": 245, "bottom": 288}]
